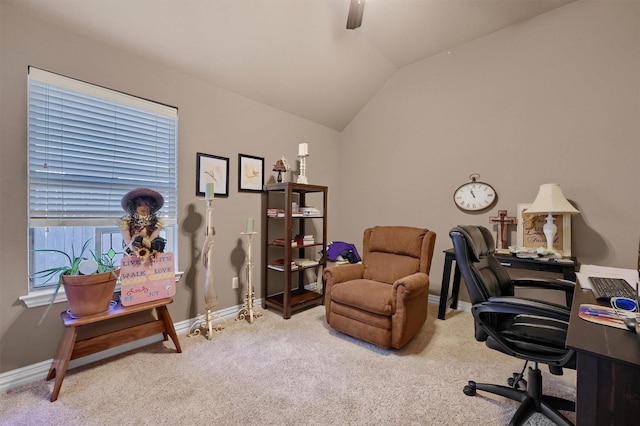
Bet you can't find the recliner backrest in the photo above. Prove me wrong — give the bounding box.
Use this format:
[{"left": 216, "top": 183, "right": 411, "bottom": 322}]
[{"left": 362, "top": 226, "right": 435, "bottom": 284}]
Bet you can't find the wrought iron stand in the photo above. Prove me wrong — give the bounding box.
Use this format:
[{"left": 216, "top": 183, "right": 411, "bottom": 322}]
[
  {"left": 188, "top": 199, "right": 226, "bottom": 339},
  {"left": 236, "top": 231, "right": 263, "bottom": 323}
]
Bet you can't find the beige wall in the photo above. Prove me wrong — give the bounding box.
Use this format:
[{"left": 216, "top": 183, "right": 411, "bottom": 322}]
[
  {"left": 1, "top": 0, "right": 638, "bottom": 375},
  {"left": 0, "top": 3, "right": 340, "bottom": 373},
  {"left": 334, "top": 0, "right": 639, "bottom": 297}
]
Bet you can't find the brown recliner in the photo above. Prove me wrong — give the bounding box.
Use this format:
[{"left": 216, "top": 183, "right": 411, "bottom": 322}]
[{"left": 323, "top": 226, "right": 436, "bottom": 349}]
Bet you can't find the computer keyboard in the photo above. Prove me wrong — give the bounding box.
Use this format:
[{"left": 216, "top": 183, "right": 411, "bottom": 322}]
[{"left": 589, "top": 276, "right": 637, "bottom": 300}]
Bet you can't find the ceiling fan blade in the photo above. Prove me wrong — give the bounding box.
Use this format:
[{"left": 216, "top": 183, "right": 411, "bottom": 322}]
[{"left": 346, "top": 0, "right": 365, "bottom": 30}]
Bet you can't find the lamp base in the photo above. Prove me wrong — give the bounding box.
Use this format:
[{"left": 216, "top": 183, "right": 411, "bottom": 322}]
[{"left": 542, "top": 213, "right": 557, "bottom": 252}]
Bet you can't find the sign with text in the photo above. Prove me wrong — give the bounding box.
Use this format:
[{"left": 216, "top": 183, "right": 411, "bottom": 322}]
[{"left": 120, "top": 252, "right": 176, "bottom": 306}]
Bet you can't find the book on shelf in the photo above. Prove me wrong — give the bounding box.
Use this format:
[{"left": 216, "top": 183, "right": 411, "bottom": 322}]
[
  {"left": 300, "top": 206, "right": 322, "bottom": 216},
  {"left": 293, "top": 258, "right": 319, "bottom": 267},
  {"left": 294, "top": 234, "right": 315, "bottom": 246},
  {"left": 268, "top": 258, "right": 298, "bottom": 271},
  {"left": 267, "top": 208, "right": 285, "bottom": 217},
  {"left": 267, "top": 207, "right": 319, "bottom": 218},
  {"left": 272, "top": 238, "right": 297, "bottom": 247}
]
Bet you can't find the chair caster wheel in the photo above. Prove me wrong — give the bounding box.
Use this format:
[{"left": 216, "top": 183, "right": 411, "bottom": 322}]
[{"left": 463, "top": 381, "right": 477, "bottom": 396}]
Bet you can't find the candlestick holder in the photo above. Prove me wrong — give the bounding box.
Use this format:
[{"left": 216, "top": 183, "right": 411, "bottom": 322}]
[
  {"left": 296, "top": 154, "right": 309, "bottom": 184},
  {"left": 236, "top": 231, "right": 263, "bottom": 323},
  {"left": 188, "top": 199, "right": 226, "bottom": 339}
]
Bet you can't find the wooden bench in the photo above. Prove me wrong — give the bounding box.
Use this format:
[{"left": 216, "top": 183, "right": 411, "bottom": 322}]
[{"left": 47, "top": 298, "right": 182, "bottom": 401}]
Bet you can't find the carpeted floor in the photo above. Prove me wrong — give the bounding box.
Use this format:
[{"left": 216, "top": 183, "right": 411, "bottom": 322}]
[{"left": 0, "top": 304, "right": 575, "bottom": 425}]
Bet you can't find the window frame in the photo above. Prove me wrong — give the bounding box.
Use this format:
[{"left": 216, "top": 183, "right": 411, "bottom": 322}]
[{"left": 22, "top": 67, "right": 180, "bottom": 307}]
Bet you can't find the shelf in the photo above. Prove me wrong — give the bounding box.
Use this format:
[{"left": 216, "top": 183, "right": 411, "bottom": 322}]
[
  {"left": 265, "top": 289, "right": 323, "bottom": 312},
  {"left": 263, "top": 182, "right": 328, "bottom": 319},
  {"left": 267, "top": 217, "right": 325, "bottom": 220},
  {"left": 269, "top": 243, "right": 324, "bottom": 249},
  {"left": 265, "top": 182, "right": 327, "bottom": 194},
  {"left": 267, "top": 264, "right": 320, "bottom": 273}
]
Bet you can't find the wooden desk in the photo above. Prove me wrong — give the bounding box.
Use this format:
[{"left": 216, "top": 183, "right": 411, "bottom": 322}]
[
  {"left": 566, "top": 279, "right": 640, "bottom": 425},
  {"left": 438, "top": 248, "right": 577, "bottom": 320},
  {"left": 47, "top": 298, "right": 182, "bottom": 402}
]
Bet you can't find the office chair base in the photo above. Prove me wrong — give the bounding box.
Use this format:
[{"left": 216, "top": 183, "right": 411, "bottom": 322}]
[
  {"left": 463, "top": 367, "right": 575, "bottom": 426},
  {"left": 508, "top": 372, "right": 527, "bottom": 390}
]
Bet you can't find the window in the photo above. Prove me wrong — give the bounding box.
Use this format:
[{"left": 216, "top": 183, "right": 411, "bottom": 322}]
[{"left": 26, "top": 67, "right": 178, "bottom": 303}]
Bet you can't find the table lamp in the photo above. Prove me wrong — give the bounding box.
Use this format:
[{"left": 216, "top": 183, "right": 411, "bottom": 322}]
[
  {"left": 525, "top": 183, "right": 579, "bottom": 252},
  {"left": 272, "top": 158, "right": 288, "bottom": 183}
]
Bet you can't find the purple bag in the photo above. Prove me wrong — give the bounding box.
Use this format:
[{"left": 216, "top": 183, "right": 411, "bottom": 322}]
[{"left": 326, "top": 241, "right": 361, "bottom": 263}]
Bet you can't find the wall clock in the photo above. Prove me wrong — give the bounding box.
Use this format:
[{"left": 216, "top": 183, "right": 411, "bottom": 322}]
[{"left": 453, "top": 174, "right": 497, "bottom": 212}]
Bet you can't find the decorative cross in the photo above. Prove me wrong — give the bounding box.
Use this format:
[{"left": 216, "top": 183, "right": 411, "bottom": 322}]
[{"left": 489, "top": 210, "right": 517, "bottom": 250}]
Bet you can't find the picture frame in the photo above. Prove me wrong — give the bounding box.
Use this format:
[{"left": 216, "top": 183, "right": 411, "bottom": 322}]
[
  {"left": 516, "top": 203, "right": 572, "bottom": 256},
  {"left": 238, "top": 154, "right": 264, "bottom": 192},
  {"left": 196, "top": 153, "right": 229, "bottom": 198}
]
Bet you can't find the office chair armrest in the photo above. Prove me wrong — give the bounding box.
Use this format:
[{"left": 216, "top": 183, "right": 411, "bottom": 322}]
[
  {"left": 473, "top": 297, "right": 575, "bottom": 367},
  {"left": 513, "top": 277, "right": 574, "bottom": 291},
  {"left": 478, "top": 296, "right": 571, "bottom": 322},
  {"left": 323, "top": 263, "right": 364, "bottom": 287},
  {"left": 512, "top": 277, "right": 575, "bottom": 307}
]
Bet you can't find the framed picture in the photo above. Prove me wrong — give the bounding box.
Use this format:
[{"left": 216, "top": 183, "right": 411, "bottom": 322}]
[
  {"left": 516, "top": 203, "right": 572, "bottom": 256},
  {"left": 196, "top": 153, "right": 229, "bottom": 198},
  {"left": 238, "top": 154, "right": 264, "bottom": 192}
]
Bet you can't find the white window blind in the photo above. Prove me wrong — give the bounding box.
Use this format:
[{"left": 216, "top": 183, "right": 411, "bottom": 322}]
[{"left": 28, "top": 67, "right": 178, "bottom": 226}]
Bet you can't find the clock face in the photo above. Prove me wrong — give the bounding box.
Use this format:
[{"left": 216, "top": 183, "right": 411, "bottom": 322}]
[{"left": 453, "top": 182, "right": 497, "bottom": 212}]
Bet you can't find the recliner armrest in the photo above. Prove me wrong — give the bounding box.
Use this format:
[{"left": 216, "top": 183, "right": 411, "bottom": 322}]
[
  {"left": 393, "top": 272, "right": 429, "bottom": 298},
  {"left": 391, "top": 272, "right": 430, "bottom": 313},
  {"left": 323, "top": 263, "right": 364, "bottom": 287}
]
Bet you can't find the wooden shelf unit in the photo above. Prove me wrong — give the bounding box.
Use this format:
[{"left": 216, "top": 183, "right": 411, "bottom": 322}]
[{"left": 263, "top": 182, "right": 327, "bottom": 318}]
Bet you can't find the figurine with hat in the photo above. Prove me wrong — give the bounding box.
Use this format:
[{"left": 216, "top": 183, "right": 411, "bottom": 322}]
[{"left": 120, "top": 188, "right": 166, "bottom": 255}]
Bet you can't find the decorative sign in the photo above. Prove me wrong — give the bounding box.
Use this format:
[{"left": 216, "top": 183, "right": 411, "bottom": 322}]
[{"left": 120, "top": 252, "right": 176, "bottom": 306}]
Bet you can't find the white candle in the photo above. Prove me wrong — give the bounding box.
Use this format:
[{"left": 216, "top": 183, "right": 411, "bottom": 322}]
[
  {"left": 298, "top": 142, "right": 308, "bottom": 156},
  {"left": 246, "top": 218, "right": 254, "bottom": 234},
  {"left": 205, "top": 182, "right": 215, "bottom": 200}
]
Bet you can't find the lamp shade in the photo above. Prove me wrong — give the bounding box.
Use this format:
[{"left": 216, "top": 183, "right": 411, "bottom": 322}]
[{"left": 526, "top": 183, "right": 579, "bottom": 214}]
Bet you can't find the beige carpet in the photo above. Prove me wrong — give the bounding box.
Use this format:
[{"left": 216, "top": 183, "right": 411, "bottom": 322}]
[{"left": 0, "top": 304, "right": 575, "bottom": 425}]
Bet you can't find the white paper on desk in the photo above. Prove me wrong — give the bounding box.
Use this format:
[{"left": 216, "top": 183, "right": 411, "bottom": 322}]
[{"left": 577, "top": 264, "right": 639, "bottom": 292}]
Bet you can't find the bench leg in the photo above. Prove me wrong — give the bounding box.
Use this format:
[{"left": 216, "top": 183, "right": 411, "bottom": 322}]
[
  {"left": 47, "top": 326, "right": 78, "bottom": 402},
  {"left": 157, "top": 305, "right": 182, "bottom": 353}
]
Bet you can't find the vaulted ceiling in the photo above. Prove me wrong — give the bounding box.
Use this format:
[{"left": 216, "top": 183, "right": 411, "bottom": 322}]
[{"left": 4, "top": 0, "right": 574, "bottom": 130}]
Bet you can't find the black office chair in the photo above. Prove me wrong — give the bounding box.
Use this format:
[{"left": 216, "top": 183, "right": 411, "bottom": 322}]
[{"left": 449, "top": 225, "right": 576, "bottom": 426}]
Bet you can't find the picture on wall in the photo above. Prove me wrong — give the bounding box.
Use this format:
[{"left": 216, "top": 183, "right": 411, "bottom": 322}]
[
  {"left": 196, "top": 152, "right": 229, "bottom": 198},
  {"left": 516, "top": 203, "right": 572, "bottom": 256},
  {"left": 238, "top": 154, "right": 264, "bottom": 192}
]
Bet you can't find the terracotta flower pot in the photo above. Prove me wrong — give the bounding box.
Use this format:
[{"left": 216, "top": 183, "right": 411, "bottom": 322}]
[{"left": 61, "top": 269, "right": 120, "bottom": 317}]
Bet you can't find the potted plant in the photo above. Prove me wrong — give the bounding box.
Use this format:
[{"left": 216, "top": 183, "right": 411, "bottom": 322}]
[{"left": 32, "top": 239, "right": 120, "bottom": 323}]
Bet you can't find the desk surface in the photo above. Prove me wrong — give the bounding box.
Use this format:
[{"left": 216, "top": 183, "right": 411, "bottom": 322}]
[
  {"left": 566, "top": 280, "right": 640, "bottom": 367},
  {"left": 566, "top": 278, "right": 640, "bottom": 424}
]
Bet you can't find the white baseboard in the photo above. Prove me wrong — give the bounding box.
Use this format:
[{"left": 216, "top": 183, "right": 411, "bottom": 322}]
[
  {"left": 1, "top": 296, "right": 470, "bottom": 394},
  {"left": 427, "top": 294, "right": 472, "bottom": 313},
  {"left": 0, "top": 300, "right": 259, "bottom": 394}
]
